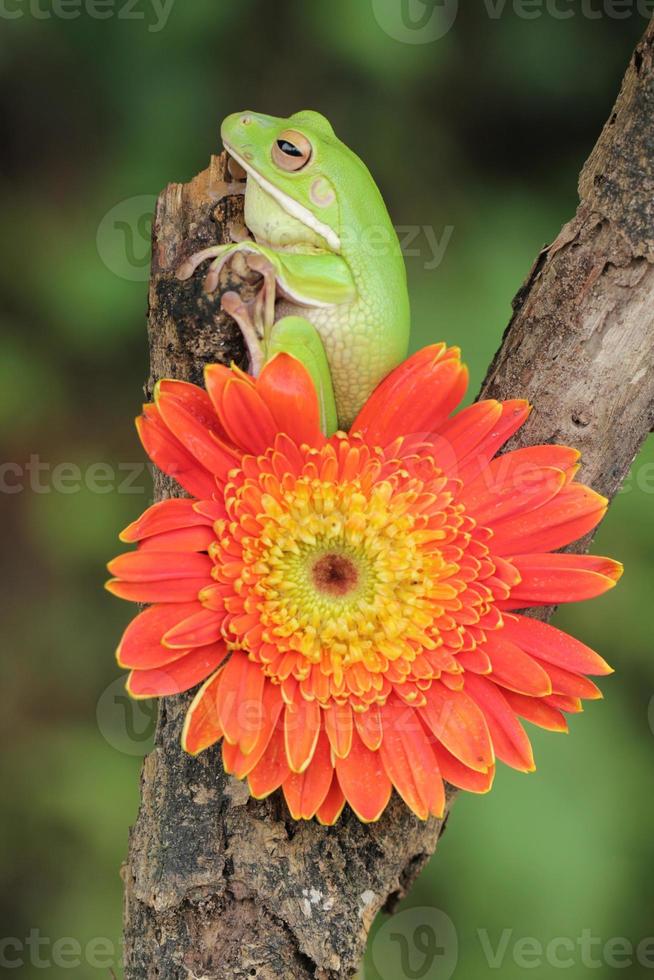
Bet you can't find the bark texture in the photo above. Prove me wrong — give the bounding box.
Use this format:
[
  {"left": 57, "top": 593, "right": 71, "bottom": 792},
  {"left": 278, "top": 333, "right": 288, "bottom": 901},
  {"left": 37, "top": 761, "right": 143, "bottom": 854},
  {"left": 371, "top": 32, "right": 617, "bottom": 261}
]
[{"left": 123, "top": 23, "right": 654, "bottom": 980}]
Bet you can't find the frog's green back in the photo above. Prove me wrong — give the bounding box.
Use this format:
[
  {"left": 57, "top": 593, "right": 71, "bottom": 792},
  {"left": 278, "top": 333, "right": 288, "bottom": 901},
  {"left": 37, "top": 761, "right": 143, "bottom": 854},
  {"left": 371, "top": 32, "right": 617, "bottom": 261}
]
[{"left": 289, "top": 109, "right": 410, "bottom": 365}]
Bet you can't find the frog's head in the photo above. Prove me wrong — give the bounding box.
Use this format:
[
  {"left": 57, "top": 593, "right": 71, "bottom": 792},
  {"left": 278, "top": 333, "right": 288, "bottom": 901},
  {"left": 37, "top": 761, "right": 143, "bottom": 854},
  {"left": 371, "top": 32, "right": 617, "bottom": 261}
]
[{"left": 221, "top": 110, "right": 380, "bottom": 254}]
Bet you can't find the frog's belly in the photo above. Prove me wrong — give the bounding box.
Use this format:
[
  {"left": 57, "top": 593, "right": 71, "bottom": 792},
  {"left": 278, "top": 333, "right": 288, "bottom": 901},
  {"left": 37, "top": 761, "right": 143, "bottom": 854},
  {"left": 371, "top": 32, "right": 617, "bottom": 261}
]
[{"left": 276, "top": 299, "right": 388, "bottom": 429}]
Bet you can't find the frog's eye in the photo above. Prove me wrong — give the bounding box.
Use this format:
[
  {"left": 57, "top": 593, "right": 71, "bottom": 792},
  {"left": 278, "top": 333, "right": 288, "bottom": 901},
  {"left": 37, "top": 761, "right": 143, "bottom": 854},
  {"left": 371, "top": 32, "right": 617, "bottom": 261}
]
[{"left": 272, "top": 130, "right": 313, "bottom": 172}]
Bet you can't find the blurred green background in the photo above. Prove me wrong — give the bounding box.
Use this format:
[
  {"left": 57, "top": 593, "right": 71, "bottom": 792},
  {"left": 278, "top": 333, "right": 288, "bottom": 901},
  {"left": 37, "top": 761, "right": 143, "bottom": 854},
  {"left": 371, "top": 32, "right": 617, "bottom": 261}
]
[{"left": 1, "top": 3, "right": 653, "bottom": 978}]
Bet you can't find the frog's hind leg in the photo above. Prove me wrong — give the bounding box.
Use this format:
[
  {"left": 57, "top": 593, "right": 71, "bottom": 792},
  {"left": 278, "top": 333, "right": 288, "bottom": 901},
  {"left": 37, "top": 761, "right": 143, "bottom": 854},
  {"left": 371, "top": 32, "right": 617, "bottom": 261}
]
[
  {"left": 218, "top": 254, "right": 280, "bottom": 377},
  {"left": 246, "top": 253, "right": 278, "bottom": 341},
  {"left": 220, "top": 291, "right": 266, "bottom": 376}
]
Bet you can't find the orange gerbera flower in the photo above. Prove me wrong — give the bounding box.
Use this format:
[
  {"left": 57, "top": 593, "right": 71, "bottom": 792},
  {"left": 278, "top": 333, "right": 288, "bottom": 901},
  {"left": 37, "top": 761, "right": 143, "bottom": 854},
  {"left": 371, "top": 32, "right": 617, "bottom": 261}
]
[{"left": 107, "top": 345, "right": 621, "bottom": 823}]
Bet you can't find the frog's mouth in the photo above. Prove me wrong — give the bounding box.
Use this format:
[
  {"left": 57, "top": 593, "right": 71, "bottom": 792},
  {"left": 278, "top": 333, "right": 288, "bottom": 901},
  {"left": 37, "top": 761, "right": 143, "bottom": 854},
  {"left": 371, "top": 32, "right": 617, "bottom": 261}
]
[{"left": 224, "top": 142, "right": 341, "bottom": 253}]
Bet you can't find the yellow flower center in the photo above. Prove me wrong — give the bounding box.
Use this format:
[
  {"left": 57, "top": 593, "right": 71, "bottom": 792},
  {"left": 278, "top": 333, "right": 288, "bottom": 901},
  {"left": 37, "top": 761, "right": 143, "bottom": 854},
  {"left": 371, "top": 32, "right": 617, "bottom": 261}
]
[
  {"left": 210, "top": 436, "right": 507, "bottom": 708},
  {"left": 249, "top": 477, "right": 454, "bottom": 676}
]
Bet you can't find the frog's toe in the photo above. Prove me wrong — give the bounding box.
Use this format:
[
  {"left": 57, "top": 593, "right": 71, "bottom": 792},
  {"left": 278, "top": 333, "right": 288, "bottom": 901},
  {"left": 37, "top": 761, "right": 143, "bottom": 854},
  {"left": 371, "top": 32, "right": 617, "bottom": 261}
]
[
  {"left": 220, "top": 290, "right": 248, "bottom": 321},
  {"left": 246, "top": 253, "right": 275, "bottom": 277},
  {"left": 203, "top": 266, "right": 221, "bottom": 294},
  {"left": 175, "top": 245, "right": 225, "bottom": 281},
  {"left": 176, "top": 258, "right": 195, "bottom": 280}
]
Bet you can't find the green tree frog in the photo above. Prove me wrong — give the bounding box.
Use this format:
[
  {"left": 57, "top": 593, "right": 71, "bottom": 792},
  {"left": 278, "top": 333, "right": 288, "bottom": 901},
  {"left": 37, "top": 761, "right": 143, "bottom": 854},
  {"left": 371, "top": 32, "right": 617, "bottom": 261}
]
[{"left": 177, "top": 110, "right": 410, "bottom": 433}]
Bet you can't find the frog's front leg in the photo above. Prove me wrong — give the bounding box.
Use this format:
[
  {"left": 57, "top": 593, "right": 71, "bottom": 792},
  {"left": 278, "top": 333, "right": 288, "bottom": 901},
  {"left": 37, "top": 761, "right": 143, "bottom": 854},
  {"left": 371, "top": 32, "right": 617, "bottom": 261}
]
[{"left": 177, "top": 241, "right": 275, "bottom": 295}]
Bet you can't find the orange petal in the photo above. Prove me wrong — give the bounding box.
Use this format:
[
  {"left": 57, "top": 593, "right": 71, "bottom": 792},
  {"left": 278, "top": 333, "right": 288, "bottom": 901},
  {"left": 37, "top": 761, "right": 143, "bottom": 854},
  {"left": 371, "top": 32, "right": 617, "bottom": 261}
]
[
  {"left": 461, "top": 464, "right": 566, "bottom": 526},
  {"left": 222, "top": 739, "right": 244, "bottom": 776},
  {"left": 107, "top": 550, "right": 213, "bottom": 582},
  {"left": 218, "top": 377, "right": 278, "bottom": 455},
  {"left": 354, "top": 704, "right": 383, "bottom": 751},
  {"left": 106, "top": 577, "right": 211, "bottom": 603},
  {"left": 509, "top": 554, "right": 623, "bottom": 605},
  {"left": 224, "top": 681, "right": 285, "bottom": 776},
  {"left": 216, "top": 652, "right": 265, "bottom": 750},
  {"left": 126, "top": 641, "right": 228, "bottom": 698},
  {"left": 501, "top": 690, "right": 568, "bottom": 733},
  {"left": 456, "top": 648, "right": 492, "bottom": 675},
  {"left": 351, "top": 345, "right": 468, "bottom": 443},
  {"left": 379, "top": 698, "right": 444, "bottom": 819},
  {"left": 335, "top": 729, "right": 392, "bottom": 822},
  {"left": 284, "top": 698, "right": 321, "bottom": 773},
  {"left": 490, "top": 445, "right": 580, "bottom": 482},
  {"left": 248, "top": 727, "right": 290, "bottom": 799},
  {"left": 282, "top": 728, "right": 333, "bottom": 820},
  {"left": 162, "top": 608, "right": 225, "bottom": 649},
  {"left": 316, "top": 773, "right": 346, "bottom": 826},
  {"left": 501, "top": 613, "right": 613, "bottom": 675},
  {"left": 155, "top": 381, "right": 237, "bottom": 477},
  {"left": 534, "top": 661, "right": 602, "bottom": 700},
  {"left": 257, "top": 353, "right": 324, "bottom": 448},
  {"left": 434, "top": 399, "right": 503, "bottom": 461},
  {"left": 455, "top": 400, "right": 531, "bottom": 485},
  {"left": 136, "top": 407, "right": 217, "bottom": 499},
  {"left": 204, "top": 362, "right": 254, "bottom": 419},
  {"left": 545, "top": 693, "right": 583, "bottom": 713},
  {"left": 323, "top": 702, "right": 354, "bottom": 759},
  {"left": 490, "top": 483, "right": 608, "bottom": 555},
  {"left": 157, "top": 379, "right": 229, "bottom": 440},
  {"left": 193, "top": 498, "right": 228, "bottom": 522},
  {"left": 117, "top": 601, "right": 200, "bottom": 668},
  {"left": 120, "top": 498, "right": 213, "bottom": 543},
  {"left": 433, "top": 742, "right": 495, "bottom": 793},
  {"left": 182, "top": 668, "right": 225, "bottom": 754},
  {"left": 421, "top": 682, "right": 494, "bottom": 773},
  {"left": 138, "top": 525, "right": 216, "bottom": 553},
  {"left": 483, "top": 633, "right": 553, "bottom": 697},
  {"left": 463, "top": 673, "right": 535, "bottom": 773}
]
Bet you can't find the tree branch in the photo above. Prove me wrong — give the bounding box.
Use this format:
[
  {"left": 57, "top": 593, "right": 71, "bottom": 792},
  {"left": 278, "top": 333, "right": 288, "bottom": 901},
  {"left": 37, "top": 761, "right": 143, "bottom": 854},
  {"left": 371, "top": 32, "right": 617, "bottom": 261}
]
[{"left": 122, "top": 21, "right": 654, "bottom": 980}]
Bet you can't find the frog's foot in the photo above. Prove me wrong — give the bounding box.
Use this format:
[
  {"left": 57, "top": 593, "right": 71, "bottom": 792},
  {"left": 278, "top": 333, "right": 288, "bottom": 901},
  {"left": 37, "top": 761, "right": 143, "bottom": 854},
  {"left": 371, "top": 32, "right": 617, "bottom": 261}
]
[{"left": 221, "top": 291, "right": 266, "bottom": 377}]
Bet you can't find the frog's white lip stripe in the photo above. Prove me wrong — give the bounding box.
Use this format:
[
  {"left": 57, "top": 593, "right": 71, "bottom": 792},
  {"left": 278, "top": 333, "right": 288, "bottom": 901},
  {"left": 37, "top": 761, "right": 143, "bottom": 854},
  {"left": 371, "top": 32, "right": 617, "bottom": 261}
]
[{"left": 224, "top": 142, "right": 341, "bottom": 252}]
